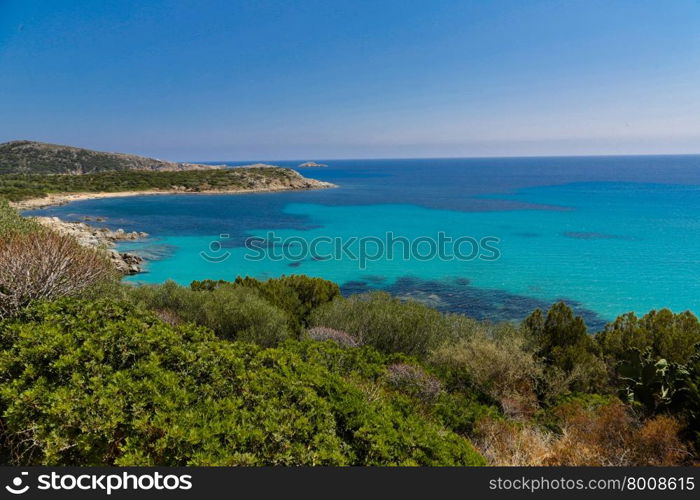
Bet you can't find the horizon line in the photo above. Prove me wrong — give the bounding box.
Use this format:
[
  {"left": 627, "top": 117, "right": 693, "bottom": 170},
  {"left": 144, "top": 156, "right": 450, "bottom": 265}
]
[{"left": 193, "top": 151, "right": 700, "bottom": 164}]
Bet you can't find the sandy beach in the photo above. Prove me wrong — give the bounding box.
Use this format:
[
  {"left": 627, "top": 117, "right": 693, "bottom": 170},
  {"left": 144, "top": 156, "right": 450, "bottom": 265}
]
[{"left": 10, "top": 182, "right": 336, "bottom": 211}]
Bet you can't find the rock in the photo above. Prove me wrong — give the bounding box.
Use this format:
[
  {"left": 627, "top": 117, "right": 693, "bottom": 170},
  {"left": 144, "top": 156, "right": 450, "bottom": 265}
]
[
  {"left": 33, "top": 216, "right": 148, "bottom": 275},
  {"left": 121, "top": 252, "right": 145, "bottom": 274}
]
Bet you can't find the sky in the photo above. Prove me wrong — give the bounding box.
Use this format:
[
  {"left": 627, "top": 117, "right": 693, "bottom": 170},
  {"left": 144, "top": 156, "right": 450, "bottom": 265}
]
[{"left": 1, "top": 0, "right": 699, "bottom": 161}]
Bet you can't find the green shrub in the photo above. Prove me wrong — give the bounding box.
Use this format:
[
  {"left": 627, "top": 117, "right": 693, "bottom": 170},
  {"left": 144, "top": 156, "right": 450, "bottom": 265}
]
[
  {"left": 432, "top": 392, "right": 500, "bottom": 435},
  {"left": 310, "top": 292, "right": 449, "bottom": 358},
  {"left": 283, "top": 338, "right": 396, "bottom": 380},
  {"left": 598, "top": 309, "right": 700, "bottom": 364},
  {"left": 0, "top": 298, "right": 485, "bottom": 466},
  {"left": 233, "top": 275, "right": 340, "bottom": 331},
  {"left": 0, "top": 199, "right": 38, "bottom": 237},
  {"left": 525, "top": 302, "right": 608, "bottom": 393},
  {"left": 129, "top": 281, "right": 291, "bottom": 346},
  {"left": 191, "top": 275, "right": 340, "bottom": 333}
]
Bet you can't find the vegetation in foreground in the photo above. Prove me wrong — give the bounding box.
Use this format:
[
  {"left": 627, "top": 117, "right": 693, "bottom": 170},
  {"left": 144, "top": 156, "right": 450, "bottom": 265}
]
[{"left": 0, "top": 201, "right": 698, "bottom": 466}]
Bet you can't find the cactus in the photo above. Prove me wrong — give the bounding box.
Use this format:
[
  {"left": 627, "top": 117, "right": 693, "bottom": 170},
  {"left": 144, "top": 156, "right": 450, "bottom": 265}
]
[{"left": 617, "top": 348, "right": 689, "bottom": 413}]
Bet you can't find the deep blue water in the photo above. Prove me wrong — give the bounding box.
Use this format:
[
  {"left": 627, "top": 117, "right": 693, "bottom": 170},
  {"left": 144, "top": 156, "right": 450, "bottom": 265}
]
[{"left": 25, "top": 155, "right": 700, "bottom": 331}]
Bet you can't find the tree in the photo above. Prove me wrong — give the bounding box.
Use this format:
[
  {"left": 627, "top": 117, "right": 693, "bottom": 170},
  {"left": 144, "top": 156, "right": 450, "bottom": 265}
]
[
  {"left": 524, "top": 302, "right": 607, "bottom": 393},
  {"left": 598, "top": 309, "right": 700, "bottom": 364}
]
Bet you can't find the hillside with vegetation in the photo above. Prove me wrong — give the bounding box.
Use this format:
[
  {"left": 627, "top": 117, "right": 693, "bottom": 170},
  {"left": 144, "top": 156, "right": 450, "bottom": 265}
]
[
  {"left": 0, "top": 140, "right": 219, "bottom": 175},
  {"left": 0, "top": 141, "right": 333, "bottom": 204},
  {"left": 1, "top": 167, "right": 332, "bottom": 203},
  {"left": 0, "top": 201, "right": 698, "bottom": 466}
]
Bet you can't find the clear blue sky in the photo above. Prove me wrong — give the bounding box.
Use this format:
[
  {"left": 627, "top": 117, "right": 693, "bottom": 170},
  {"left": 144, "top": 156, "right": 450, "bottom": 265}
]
[{"left": 1, "top": 0, "right": 699, "bottom": 160}]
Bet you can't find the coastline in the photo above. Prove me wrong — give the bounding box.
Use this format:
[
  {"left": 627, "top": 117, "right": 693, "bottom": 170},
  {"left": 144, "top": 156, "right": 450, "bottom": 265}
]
[
  {"left": 33, "top": 216, "right": 149, "bottom": 274},
  {"left": 10, "top": 181, "right": 336, "bottom": 211},
  {"left": 12, "top": 179, "right": 336, "bottom": 276}
]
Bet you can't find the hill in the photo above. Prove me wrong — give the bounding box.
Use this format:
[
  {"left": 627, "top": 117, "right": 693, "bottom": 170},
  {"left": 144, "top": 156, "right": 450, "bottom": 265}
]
[
  {"left": 0, "top": 142, "right": 335, "bottom": 205},
  {"left": 2, "top": 167, "right": 335, "bottom": 206},
  {"left": 0, "top": 140, "right": 221, "bottom": 175}
]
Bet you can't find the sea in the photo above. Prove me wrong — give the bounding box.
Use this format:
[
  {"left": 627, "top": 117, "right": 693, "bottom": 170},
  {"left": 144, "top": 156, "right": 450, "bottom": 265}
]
[{"left": 24, "top": 155, "right": 700, "bottom": 331}]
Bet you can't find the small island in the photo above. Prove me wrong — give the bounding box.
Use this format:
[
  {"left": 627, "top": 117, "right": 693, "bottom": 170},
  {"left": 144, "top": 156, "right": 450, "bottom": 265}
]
[{"left": 298, "top": 161, "right": 328, "bottom": 168}]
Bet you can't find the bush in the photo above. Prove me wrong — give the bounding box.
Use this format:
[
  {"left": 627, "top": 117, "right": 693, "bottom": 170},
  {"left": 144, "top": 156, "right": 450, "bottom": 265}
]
[
  {"left": 432, "top": 392, "right": 500, "bottom": 435},
  {"left": 0, "top": 298, "right": 485, "bottom": 466},
  {"left": 282, "top": 339, "right": 394, "bottom": 381},
  {"left": 474, "top": 398, "right": 689, "bottom": 466},
  {"left": 547, "top": 398, "right": 689, "bottom": 466},
  {"left": 633, "top": 415, "right": 689, "bottom": 466},
  {"left": 305, "top": 326, "right": 360, "bottom": 348},
  {"left": 430, "top": 332, "right": 542, "bottom": 418},
  {"left": 385, "top": 363, "right": 442, "bottom": 403},
  {"left": 310, "top": 292, "right": 449, "bottom": 358},
  {"left": 598, "top": 309, "right": 700, "bottom": 364},
  {"left": 129, "top": 281, "right": 291, "bottom": 346},
  {"left": 525, "top": 302, "right": 608, "bottom": 393},
  {"left": 473, "top": 417, "right": 555, "bottom": 466},
  {"left": 230, "top": 275, "right": 341, "bottom": 332},
  {"left": 0, "top": 229, "right": 114, "bottom": 319},
  {"left": 0, "top": 199, "right": 38, "bottom": 237}
]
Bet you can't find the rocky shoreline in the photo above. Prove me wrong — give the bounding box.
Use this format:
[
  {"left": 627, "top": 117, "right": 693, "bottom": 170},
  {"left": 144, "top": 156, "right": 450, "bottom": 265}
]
[
  {"left": 34, "top": 216, "right": 148, "bottom": 275},
  {"left": 12, "top": 169, "right": 336, "bottom": 276}
]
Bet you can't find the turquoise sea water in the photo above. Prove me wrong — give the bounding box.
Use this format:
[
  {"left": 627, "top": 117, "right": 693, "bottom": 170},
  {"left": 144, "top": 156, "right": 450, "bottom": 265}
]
[{"left": 26, "top": 155, "right": 700, "bottom": 330}]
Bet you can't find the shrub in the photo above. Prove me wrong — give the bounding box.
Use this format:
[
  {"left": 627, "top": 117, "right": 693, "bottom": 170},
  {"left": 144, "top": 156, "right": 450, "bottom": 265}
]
[
  {"left": 130, "top": 281, "right": 291, "bottom": 346},
  {"left": 0, "top": 229, "right": 114, "bottom": 318},
  {"left": 385, "top": 363, "right": 442, "bottom": 403},
  {"left": 432, "top": 392, "right": 500, "bottom": 435},
  {"left": 190, "top": 276, "right": 340, "bottom": 333},
  {"left": 525, "top": 302, "right": 608, "bottom": 393},
  {"left": 231, "top": 275, "right": 340, "bottom": 332},
  {"left": 0, "top": 298, "right": 485, "bottom": 466},
  {"left": 430, "top": 333, "right": 542, "bottom": 418},
  {"left": 475, "top": 398, "right": 689, "bottom": 466},
  {"left": 473, "top": 417, "right": 555, "bottom": 466},
  {"left": 614, "top": 346, "right": 700, "bottom": 454},
  {"left": 547, "top": 398, "right": 689, "bottom": 466},
  {"left": 310, "top": 292, "right": 449, "bottom": 358},
  {"left": 282, "top": 339, "right": 393, "bottom": 381},
  {"left": 0, "top": 199, "right": 38, "bottom": 237},
  {"left": 548, "top": 398, "right": 637, "bottom": 465},
  {"left": 306, "top": 326, "right": 360, "bottom": 348},
  {"left": 632, "top": 415, "right": 689, "bottom": 466},
  {"left": 598, "top": 309, "right": 700, "bottom": 364}
]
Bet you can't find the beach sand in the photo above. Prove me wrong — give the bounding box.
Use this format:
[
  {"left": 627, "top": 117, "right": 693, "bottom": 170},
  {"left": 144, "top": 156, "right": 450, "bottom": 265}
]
[{"left": 10, "top": 182, "right": 336, "bottom": 211}]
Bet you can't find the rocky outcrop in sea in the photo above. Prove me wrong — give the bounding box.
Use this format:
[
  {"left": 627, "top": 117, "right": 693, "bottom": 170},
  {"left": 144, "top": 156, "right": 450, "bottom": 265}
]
[{"left": 34, "top": 216, "right": 147, "bottom": 275}]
